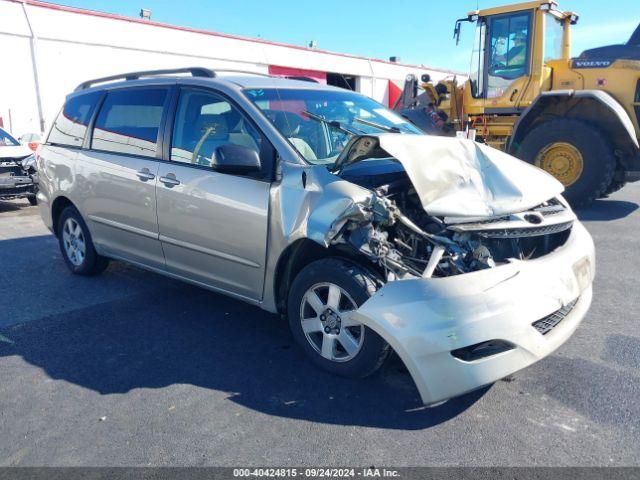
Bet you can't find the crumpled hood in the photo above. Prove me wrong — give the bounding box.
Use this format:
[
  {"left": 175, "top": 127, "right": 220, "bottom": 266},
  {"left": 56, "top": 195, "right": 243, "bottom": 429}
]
[
  {"left": 0, "top": 145, "right": 32, "bottom": 160},
  {"left": 345, "top": 134, "right": 564, "bottom": 217}
]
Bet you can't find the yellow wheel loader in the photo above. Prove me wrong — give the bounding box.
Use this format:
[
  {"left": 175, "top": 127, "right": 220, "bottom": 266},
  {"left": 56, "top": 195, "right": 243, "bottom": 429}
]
[{"left": 394, "top": 0, "right": 640, "bottom": 207}]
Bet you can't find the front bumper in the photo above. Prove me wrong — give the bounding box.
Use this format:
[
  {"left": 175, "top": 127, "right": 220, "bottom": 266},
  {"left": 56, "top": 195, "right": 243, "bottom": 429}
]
[
  {"left": 351, "top": 221, "right": 595, "bottom": 405},
  {"left": 0, "top": 176, "right": 36, "bottom": 199}
]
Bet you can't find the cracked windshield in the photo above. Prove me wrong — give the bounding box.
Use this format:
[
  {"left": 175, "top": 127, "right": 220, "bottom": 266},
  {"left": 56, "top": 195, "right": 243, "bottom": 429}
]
[{"left": 244, "top": 88, "right": 421, "bottom": 166}]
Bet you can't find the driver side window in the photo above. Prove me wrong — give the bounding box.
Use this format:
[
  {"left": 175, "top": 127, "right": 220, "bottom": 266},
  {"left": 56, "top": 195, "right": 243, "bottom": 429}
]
[
  {"left": 487, "top": 12, "right": 531, "bottom": 99},
  {"left": 171, "top": 90, "right": 262, "bottom": 168}
]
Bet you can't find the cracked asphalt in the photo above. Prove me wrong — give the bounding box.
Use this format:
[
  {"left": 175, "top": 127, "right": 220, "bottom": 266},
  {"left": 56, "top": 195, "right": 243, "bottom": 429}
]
[{"left": 0, "top": 184, "right": 639, "bottom": 466}]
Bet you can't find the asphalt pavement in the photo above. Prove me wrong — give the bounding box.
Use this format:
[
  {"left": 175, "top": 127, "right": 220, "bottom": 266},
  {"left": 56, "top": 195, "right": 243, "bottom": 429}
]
[{"left": 0, "top": 185, "right": 639, "bottom": 466}]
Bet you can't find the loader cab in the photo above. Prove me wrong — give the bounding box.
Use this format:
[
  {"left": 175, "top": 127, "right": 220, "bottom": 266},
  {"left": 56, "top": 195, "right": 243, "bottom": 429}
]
[
  {"left": 492, "top": 15, "right": 531, "bottom": 94},
  {"left": 460, "top": 1, "right": 575, "bottom": 114}
]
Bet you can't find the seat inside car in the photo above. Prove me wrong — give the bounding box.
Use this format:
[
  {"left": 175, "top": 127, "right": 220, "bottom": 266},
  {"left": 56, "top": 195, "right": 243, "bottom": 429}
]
[
  {"left": 188, "top": 113, "right": 229, "bottom": 166},
  {"left": 272, "top": 111, "right": 317, "bottom": 160},
  {"left": 225, "top": 107, "right": 259, "bottom": 152}
]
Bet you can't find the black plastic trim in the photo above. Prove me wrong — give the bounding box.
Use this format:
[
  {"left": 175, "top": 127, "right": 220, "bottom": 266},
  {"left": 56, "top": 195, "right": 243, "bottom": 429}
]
[
  {"left": 484, "top": 107, "right": 525, "bottom": 115},
  {"left": 83, "top": 92, "right": 107, "bottom": 150},
  {"left": 74, "top": 67, "right": 215, "bottom": 91},
  {"left": 531, "top": 298, "right": 578, "bottom": 335},
  {"left": 451, "top": 340, "right": 515, "bottom": 362}
]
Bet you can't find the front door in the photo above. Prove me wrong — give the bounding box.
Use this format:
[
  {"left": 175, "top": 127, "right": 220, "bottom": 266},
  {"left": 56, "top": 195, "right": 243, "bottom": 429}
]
[{"left": 156, "top": 88, "right": 272, "bottom": 301}]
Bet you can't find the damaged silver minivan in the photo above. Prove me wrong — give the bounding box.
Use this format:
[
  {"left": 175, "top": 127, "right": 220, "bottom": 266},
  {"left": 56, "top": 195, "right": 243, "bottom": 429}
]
[{"left": 37, "top": 68, "right": 595, "bottom": 405}]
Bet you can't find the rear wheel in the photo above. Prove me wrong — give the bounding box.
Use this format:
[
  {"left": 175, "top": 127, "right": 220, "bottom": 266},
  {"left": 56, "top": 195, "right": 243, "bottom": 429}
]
[
  {"left": 57, "top": 206, "right": 109, "bottom": 275},
  {"left": 27, "top": 195, "right": 37, "bottom": 206},
  {"left": 518, "top": 119, "right": 615, "bottom": 208},
  {"left": 287, "top": 258, "right": 390, "bottom": 378}
]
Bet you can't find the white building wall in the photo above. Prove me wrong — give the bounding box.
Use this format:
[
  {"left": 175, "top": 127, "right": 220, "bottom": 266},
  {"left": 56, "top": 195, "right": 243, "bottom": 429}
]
[{"left": 0, "top": 0, "right": 464, "bottom": 137}]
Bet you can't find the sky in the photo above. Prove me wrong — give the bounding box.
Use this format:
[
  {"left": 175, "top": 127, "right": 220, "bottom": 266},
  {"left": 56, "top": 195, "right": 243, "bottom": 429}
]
[{"left": 47, "top": 0, "right": 640, "bottom": 72}]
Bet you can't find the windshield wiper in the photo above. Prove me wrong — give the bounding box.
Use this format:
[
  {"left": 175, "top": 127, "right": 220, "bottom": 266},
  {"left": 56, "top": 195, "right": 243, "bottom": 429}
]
[
  {"left": 353, "top": 117, "right": 401, "bottom": 133},
  {"left": 301, "top": 110, "right": 363, "bottom": 136}
]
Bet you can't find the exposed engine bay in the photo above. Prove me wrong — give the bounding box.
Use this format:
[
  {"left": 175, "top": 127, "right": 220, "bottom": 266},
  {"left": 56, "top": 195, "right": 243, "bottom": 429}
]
[
  {"left": 337, "top": 162, "right": 573, "bottom": 280},
  {"left": 321, "top": 135, "right": 575, "bottom": 281}
]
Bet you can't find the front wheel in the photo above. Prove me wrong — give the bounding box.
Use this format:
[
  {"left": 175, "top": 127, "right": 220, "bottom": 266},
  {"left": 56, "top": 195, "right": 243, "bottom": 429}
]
[
  {"left": 517, "top": 119, "right": 616, "bottom": 208},
  {"left": 287, "top": 258, "right": 390, "bottom": 378}
]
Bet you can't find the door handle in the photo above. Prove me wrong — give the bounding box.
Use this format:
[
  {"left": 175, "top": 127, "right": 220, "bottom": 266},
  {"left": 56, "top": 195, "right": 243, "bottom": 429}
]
[
  {"left": 136, "top": 168, "right": 155, "bottom": 181},
  {"left": 159, "top": 173, "right": 180, "bottom": 187},
  {"left": 509, "top": 89, "right": 519, "bottom": 102}
]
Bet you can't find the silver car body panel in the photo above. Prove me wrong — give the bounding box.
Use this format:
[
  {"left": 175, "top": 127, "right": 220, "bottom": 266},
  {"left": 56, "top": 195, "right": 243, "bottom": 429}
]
[
  {"left": 155, "top": 162, "right": 270, "bottom": 299},
  {"left": 75, "top": 149, "right": 166, "bottom": 270},
  {"left": 259, "top": 160, "right": 381, "bottom": 312}
]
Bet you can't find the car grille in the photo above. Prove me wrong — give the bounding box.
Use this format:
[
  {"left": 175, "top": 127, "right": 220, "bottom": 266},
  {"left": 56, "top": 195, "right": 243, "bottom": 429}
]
[
  {"left": 532, "top": 298, "right": 579, "bottom": 335},
  {"left": 476, "top": 221, "right": 573, "bottom": 239},
  {"left": 533, "top": 197, "right": 566, "bottom": 216}
]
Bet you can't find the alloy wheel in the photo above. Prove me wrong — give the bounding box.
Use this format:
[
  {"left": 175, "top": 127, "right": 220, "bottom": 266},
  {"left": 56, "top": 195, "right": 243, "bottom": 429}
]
[
  {"left": 299, "top": 282, "right": 364, "bottom": 362},
  {"left": 62, "top": 217, "right": 86, "bottom": 266}
]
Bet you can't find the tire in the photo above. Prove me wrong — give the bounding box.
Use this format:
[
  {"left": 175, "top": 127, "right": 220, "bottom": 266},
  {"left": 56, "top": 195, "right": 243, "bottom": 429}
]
[
  {"left": 27, "top": 195, "right": 37, "bottom": 206},
  {"left": 57, "top": 206, "right": 109, "bottom": 275},
  {"left": 287, "top": 258, "right": 390, "bottom": 378},
  {"left": 517, "top": 119, "right": 616, "bottom": 208},
  {"left": 603, "top": 177, "right": 626, "bottom": 196}
]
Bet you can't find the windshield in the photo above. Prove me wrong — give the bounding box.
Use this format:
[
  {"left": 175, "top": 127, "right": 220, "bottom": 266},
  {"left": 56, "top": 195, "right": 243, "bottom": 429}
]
[
  {"left": 0, "top": 128, "right": 19, "bottom": 147},
  {"left": 244, "top": 88, "right": 422, "bottom": 165}
]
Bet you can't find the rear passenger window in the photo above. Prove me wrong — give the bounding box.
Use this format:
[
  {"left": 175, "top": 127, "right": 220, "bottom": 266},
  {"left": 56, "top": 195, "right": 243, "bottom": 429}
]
[
  {"left": 92, "top": 88, "right": 167, "bottom": 158},
  {"left": 48, "top": 92, "right": 101, "bottom": 147}
]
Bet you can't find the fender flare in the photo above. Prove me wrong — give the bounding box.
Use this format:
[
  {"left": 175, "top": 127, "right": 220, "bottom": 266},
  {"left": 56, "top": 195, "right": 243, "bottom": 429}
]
[{"left": 508, "top": 90, "right": 639, "bottom": 153}]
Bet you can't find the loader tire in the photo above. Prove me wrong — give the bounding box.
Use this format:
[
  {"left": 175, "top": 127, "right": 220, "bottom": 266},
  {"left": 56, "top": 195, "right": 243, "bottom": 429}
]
[
  {"left": 517, "top": 119, "right": 616, "bottom": 208},
  {"left": 603, "top": 177, "right": 626, "bottom": 196}
]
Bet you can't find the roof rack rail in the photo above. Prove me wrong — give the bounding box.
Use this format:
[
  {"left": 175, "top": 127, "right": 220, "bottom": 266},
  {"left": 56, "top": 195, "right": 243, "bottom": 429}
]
[
  {"left": 213, "top": 69, "right": 273, "bottom": 77},
  {"left": 74, "top": 67, "right": 216, "bottom": 91}
]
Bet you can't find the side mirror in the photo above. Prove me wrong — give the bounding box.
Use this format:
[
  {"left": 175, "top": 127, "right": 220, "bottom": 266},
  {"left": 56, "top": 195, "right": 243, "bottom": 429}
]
[{"left": 214, "top": 144, "right": 261, "bottom": 175}]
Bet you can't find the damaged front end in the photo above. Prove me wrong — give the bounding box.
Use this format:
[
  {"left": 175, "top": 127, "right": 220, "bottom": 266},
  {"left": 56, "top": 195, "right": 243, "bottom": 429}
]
[
  {"left": 0, "top": 153, "right": 38, "bottom": 201},
  {"left": 275, "top": 133, "right": 594, "bottom": 404},
  {"left": 316, "top": 134, "right": 575, "bottom": 283},
  {"left": 334, "top": 183, "right": 575, "bottom": 282}
]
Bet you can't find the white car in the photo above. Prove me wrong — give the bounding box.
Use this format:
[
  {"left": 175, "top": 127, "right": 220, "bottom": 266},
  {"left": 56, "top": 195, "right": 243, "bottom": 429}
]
[{"left": 0, "top": 127, "right": 38, "bottom": 205}]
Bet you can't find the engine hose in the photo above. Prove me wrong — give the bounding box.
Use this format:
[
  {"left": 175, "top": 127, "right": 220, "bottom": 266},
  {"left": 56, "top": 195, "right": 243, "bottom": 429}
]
[{"left": 396, "top": 212, "right": 457, "bottom": 247}]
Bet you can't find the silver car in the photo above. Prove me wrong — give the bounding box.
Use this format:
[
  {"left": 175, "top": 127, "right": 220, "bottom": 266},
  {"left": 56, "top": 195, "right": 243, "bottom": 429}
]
[{"left": 37, "top": 68, "right": 595, "bottom": 405}]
